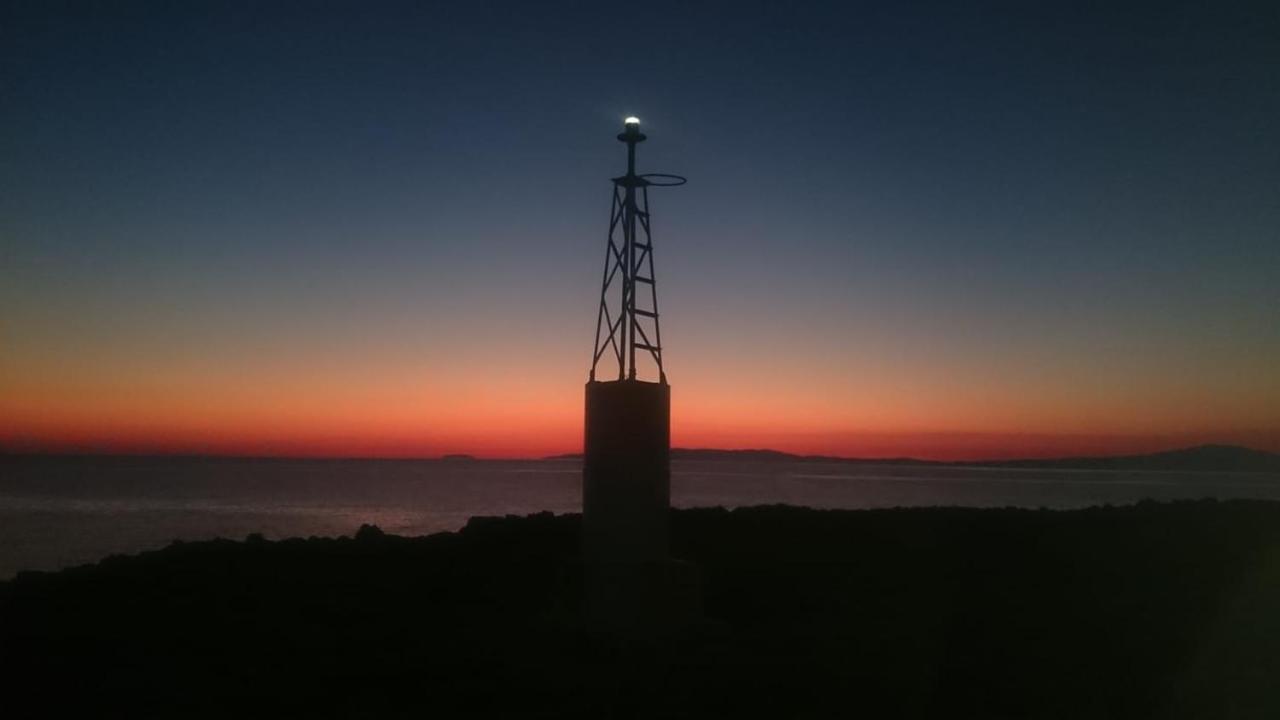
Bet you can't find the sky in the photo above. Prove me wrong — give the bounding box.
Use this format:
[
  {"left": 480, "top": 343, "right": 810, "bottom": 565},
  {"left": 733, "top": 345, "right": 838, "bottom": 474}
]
[{"left": 1, "top": 0, "right": 1277, "bottom": 459}]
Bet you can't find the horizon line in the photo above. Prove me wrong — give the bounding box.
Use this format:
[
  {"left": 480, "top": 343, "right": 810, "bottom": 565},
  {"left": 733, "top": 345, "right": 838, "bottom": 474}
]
[{"left": 0, "top": 442, "right": 1272, "bottom": 466}]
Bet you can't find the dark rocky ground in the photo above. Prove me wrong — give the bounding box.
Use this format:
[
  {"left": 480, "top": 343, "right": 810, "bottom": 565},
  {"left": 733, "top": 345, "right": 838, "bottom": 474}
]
[{"left": 3, "top": 500, "right": 1280, "bottom": 718}]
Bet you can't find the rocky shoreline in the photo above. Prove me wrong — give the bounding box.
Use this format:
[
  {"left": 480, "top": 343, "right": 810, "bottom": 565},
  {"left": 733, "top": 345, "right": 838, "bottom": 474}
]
[{"left": 4, "top": 501, "right": 1279, "bottom": 718}]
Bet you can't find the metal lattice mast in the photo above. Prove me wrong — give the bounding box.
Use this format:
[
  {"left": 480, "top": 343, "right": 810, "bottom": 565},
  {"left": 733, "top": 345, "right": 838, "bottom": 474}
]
[{"left": 590, "top": 117, "right": 684, "bottom": 384}]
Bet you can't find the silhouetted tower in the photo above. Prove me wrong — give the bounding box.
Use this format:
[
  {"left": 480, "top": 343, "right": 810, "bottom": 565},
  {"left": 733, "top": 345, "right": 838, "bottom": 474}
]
[{"left": 584, "top": 117, "right": 685, "bottom": 565}]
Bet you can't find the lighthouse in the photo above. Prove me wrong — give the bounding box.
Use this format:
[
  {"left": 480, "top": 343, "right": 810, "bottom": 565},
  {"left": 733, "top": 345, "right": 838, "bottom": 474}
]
[
  {"left": 582, "top": 118, "right": 695, "bottom": 629},
  {"left": 583, "top": 116, "right": 685, "bottom": 566}
]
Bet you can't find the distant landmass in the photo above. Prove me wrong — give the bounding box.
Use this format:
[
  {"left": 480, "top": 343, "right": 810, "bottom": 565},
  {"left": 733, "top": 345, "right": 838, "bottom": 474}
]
[
  {"left": 3, "top": 444, "right": 1276, "bottom": 473},
  {"left": 554, "top": 444, "right": 1280, "bottom": 473}
]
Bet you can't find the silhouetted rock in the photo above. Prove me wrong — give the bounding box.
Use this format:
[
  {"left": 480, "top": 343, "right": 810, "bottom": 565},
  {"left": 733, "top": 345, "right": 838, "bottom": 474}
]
[
  {"left": 3, "top": 501, "right": 1280, "bottom": 718},
  {"left": 354, "top": 523, "right": 386, "bottom": 541}
]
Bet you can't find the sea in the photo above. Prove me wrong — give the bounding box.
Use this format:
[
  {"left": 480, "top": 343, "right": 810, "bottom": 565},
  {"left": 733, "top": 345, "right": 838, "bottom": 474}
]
[{"left": 3, "top": 454, "right": 1280, "bottom": 579}]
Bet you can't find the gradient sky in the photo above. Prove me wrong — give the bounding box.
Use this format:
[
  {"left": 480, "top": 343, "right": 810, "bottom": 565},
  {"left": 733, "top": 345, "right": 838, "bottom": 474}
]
[{"left": 2, "top": 1, "right": 1277, "bottom": 459}]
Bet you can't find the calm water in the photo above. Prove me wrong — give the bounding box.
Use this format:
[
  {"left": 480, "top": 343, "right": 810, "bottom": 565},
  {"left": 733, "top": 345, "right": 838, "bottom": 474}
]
[{"left": 2, "top": 455, "right": 1279, "bottom": 579}]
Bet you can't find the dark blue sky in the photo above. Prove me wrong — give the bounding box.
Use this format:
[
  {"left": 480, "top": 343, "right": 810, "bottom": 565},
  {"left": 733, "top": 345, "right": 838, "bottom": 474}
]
[{"left": 2, "top": 1, "right": 1277, "bottom": 456}]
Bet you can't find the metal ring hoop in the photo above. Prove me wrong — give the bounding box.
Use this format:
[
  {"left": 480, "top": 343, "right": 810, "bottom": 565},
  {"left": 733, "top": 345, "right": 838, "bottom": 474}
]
[{"left": 640, "top": 173, "right": 687, "bottom": 186}]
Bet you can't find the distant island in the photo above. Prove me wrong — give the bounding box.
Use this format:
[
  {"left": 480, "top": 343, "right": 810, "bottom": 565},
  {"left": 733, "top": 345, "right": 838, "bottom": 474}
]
[
  {"left": 3, "top": 443, "right": 1276, "bottom": 473},
  {"left": 551, "top": 444, "right": 1280, "bottom": 473}
]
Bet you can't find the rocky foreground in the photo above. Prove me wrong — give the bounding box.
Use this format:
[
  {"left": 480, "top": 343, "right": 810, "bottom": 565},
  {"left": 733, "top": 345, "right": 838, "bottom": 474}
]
[{"left": 3, "top": 501, "right": 1280, "bottom": 718}]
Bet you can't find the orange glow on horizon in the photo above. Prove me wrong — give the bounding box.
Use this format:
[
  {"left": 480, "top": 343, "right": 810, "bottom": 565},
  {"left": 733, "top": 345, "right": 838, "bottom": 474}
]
[
  {"left": 2, "top": 329, "right": 1276, "bottom": 461},
  {"left": 3, "top": 400, "right": 1276, "bottom": 462}
]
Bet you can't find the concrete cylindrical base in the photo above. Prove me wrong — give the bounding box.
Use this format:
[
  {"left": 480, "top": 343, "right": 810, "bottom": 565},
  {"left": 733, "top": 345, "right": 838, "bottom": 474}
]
[{"left": 583, "top": 379, "right": 670, "bottom": 565}]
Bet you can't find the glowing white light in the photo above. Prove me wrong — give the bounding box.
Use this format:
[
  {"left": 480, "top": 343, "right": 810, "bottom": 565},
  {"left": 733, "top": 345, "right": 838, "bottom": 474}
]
[{"left": 624, "top": 116, "right": 641, "bottom": 125}]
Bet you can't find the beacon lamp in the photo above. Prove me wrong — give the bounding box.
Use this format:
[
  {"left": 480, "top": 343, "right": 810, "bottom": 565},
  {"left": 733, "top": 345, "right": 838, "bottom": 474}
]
[{"left": 619, "top": 116, "right": 646, "bottom": 143}]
